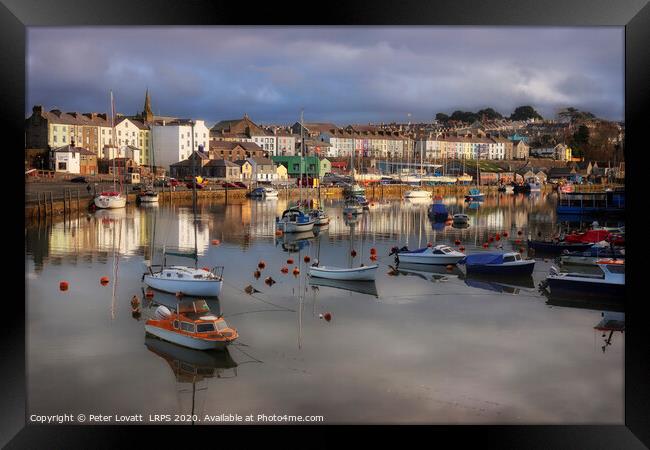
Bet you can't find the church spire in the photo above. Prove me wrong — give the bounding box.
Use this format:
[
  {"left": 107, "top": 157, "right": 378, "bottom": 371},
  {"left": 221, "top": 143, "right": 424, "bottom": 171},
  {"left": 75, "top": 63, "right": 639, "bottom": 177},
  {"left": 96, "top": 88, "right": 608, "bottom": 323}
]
[{"left": 143, "top": 88, "right": 153, "bottom": 122}]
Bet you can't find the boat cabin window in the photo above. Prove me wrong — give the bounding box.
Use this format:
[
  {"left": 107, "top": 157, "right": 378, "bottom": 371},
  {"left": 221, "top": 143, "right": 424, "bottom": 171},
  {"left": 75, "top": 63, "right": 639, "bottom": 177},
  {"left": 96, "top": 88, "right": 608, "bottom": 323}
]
[
  {"left": 503, "top": 255, "right": 516, "bottom": 263},
  {"left": 173, "top": 320, "right": 179, "bottom": 329},
  {"left": 177, "top": 273, "right": 184, "bottom": 278},
  {"left": 441, "top": 247, "right": 452, "bottom": 254},
  {"left": 514, "top": 254, "right": 521, "bottom": 261},
  {"left": 180, "top": 322, "right": 195, "bottom": 333},
  {"left": 196, "top": 322, "right": 215, "bottom": 333},
  {"left": 166, "top": 272, "right": 172, "bottom": 277},
  {"left": 216, "top": 320, "right": 229, "bottom": 331}
]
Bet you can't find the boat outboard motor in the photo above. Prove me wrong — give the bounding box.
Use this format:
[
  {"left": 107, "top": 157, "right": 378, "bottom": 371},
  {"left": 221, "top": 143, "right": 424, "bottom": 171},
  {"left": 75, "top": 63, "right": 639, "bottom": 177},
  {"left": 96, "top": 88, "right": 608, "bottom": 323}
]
[{"left": 155, "top": 305, "right": 172, "bottom": 320}]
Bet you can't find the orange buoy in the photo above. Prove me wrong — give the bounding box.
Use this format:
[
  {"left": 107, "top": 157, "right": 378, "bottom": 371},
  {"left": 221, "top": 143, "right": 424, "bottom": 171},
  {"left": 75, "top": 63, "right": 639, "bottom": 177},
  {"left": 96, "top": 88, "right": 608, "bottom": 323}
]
[
  {"left": 483, "top": 242, "right": 489, "bottom": 248},
  {"left": 287, "top": 258, "right": 294, "bottom": 265},
  {"left": 280, "top": 266, "right": 289, "bottom": 274},
  {"left": 100, "top": 276, "right": 109, "bottom": 286},
  {"left": 145, "top": 289, "right": 154, "bottom": 298},
  {"left": 459, "top": 245, "right": 465, "bottom": 252},
  {"left": 264, "top": 276, "right": 276, "bottom": 286},
  {"left": 292, "top": 267, "right": 300, "bottom": 276},
  {"left": 454, "top": 239, "right": 461, "bottom": 246},
  {"left": 427, "top": 242, "right": 433, "bottom": 247},
  {"left": 351, "top": 250, "right": 357, "bottom": 257},
  {"left": 304, "top": 256, "right": 311, "bottom": 263},
  {"left": 370, "top": 247, "right": 377, "bottom": 255},
  {"left": 370, "top": 255, "right": 377, "bottom": 261},
  {"left": 323, "top": 312, "right": 332, "bottom": 322},
  {"left": 211, "top": 239, "right": 221, "bottom": 246},
  {"left": 258, "top": 260, "right": 266, "bottom": 269},
  {"left": 253, "top": 270, "right": 261, "bottom": 279},
  {"left": 275, "top": 230, "right": 283, "bottom": 236},
  {"left": 495, "top": 233, "right": 501, "bottom": 241},
  {"left": 446, "top": 264, "right": 454, "bottom": 271},
  {"left": 59, "top": 281, "right": 69, "bottom": 291}
]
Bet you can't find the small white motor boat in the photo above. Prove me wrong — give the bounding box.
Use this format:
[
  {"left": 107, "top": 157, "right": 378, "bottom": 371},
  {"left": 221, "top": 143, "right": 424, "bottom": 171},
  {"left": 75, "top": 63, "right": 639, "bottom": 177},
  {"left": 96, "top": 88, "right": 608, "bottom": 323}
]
[
  {"left": 391, "top": 244, "right": 466, "bottom": 265},
  {"left": 404, "top": 189, "right": 432, "bottom": 199},
  {"left": 276, "top": 207, "right": 315, "bottom": 233},
  {"left": 138, "top": 190, "right": 159, "bottom": 203},
  {"left": 309, "top": 264, "right": 378, "bottom": 281},
  {"left": 144, "top": 266, "right": 224, "bottom": 297}
]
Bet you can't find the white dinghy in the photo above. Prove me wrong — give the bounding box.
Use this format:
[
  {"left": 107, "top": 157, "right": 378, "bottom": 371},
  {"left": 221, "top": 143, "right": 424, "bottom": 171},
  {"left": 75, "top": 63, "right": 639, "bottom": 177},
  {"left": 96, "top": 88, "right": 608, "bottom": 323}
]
[{"left": 309, "top": 264, "right": 378, "bottom": 281}]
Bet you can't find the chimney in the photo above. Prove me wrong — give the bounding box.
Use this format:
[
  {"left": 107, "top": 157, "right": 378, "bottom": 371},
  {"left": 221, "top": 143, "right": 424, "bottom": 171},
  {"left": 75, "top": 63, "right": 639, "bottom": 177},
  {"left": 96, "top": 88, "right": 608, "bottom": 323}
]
[{"left": 33, "top": 105, "right": 43, "bottom": 115}]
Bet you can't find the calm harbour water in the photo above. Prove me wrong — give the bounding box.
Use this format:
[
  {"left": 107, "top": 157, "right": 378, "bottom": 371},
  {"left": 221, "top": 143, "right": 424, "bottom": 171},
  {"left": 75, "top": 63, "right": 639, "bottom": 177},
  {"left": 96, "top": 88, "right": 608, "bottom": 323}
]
[{"left": 25, "top": 191, "right": 624, "bottom": 424}]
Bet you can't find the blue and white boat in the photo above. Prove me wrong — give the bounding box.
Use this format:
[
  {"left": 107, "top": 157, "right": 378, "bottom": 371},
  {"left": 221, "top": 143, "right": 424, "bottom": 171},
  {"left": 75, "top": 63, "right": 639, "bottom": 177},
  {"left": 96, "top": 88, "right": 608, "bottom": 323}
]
[
  {"left": 457, "top": 252, "right": 535, "bottom": 276},
  {"left": 544, "top": 263, "right": 624, "bottom": 301},
  {"left": 249, "top": 186, "right": 278, "bottom": 198},
  {"left": 276, "top": 207, "right": 315, "bottom": 233},
  {"left": 390, "top": 244, "right": 465, "bottom": 265},
  {"left": 464, "top": 188, "right": 484, "bottom": 202},
  {"left": 428, "top": 202, "right": 449, "bottom": 222}
]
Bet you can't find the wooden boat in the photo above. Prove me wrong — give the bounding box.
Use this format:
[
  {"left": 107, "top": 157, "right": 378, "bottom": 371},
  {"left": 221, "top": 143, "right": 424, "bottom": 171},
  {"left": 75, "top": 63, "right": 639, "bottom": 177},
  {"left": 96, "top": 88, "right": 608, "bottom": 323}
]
[
  {"left": 276, "top": 207, "right": 315, "bottom": 233},
  {"left": 464, "top": 188, "right": 484, "bottom": 201},
  {"left": 458, "top": 252, "right": 535, "bottom": 276},
  {"left": 309, "top": 264, "right": 378, "bottom": 281},
  {"left": 543, "top": 263, "right": 625, "bottom": 301},
  {"left": 527, "top": 239, "right": 594, "bottom": 254},
  {"left": 391, "top": 244, "right": 465, "bottom": 265},
  {"left": 145, "top": 299, "right": 238, "bottom": 350}
]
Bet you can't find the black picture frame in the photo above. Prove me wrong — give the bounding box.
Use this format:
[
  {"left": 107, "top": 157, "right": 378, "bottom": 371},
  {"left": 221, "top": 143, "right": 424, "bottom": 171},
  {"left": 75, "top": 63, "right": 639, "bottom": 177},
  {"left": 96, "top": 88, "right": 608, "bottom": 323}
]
[{"left": 5, "top": 0, "right": 649, "bottom": 447}]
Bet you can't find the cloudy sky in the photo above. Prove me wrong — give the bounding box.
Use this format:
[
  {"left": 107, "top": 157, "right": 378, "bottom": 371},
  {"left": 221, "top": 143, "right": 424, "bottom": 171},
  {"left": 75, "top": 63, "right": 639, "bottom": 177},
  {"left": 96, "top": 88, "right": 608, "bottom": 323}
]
[{"left": 27, "top": 27, "right": 624, "bottom": 125}]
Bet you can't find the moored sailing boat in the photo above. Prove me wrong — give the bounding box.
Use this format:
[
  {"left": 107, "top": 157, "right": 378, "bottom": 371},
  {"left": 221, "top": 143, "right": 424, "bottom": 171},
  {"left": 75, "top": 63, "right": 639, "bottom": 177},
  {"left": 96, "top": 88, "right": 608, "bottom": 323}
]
[{"left": 95, "top": 91, "right": 127, "bottom": 209}]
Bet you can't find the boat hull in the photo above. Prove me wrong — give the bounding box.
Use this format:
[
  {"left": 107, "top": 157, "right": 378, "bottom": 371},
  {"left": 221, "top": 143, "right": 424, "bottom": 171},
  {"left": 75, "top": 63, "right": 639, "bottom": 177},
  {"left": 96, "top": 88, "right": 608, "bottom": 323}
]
[
  {"left": 277, "top": 220, "right": 315, "bottom": 233},
  {"left": 404, "top": 190, "right": 432, "bottom": 199},
  {"left": 139, "top": 195, "right": 159, "bottom": 203},
  {"left": 145, "top": 325, "right": 228, "bottom": 350},
  {"left": 528, "top": 240, "right": 594, "bottom": 253},
  {"left": 143, "top": 275, "right": 223, "bottom": 297},
  {"left": 465, "top": 260, "right": 535, "bottom": 276},
  {"left": 309, "top": 265, "right": 378, "bottom": 281},
  {"left": 546, "top": 277, "right": 624, "bottom": 301},
  {"left": 397, "top": 252, "right": 465, "bottom": 265},
  {"left": 94, "top": 195, "right": 127, "bottom": 209}
]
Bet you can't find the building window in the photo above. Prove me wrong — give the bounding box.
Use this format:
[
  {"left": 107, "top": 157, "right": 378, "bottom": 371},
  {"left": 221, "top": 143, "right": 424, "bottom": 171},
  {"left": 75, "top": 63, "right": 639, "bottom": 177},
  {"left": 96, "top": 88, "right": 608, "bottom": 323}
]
[{"left": 53, "top": 136, "right": 57, "bottom": 143}]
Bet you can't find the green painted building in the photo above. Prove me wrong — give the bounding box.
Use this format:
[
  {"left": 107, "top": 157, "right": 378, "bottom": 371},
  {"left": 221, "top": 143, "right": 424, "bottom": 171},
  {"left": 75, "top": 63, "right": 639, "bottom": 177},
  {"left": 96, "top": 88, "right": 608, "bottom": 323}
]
[{"left": 272, "top": 156, "right": 322, "bottom": 178}]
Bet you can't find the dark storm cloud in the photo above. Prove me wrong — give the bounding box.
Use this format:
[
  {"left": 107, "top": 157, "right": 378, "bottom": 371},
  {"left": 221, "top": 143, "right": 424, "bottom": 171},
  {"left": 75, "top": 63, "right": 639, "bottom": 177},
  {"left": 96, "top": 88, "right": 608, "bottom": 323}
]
[{"left": 27, "top": 27, "right": 624, "bottom": 125}]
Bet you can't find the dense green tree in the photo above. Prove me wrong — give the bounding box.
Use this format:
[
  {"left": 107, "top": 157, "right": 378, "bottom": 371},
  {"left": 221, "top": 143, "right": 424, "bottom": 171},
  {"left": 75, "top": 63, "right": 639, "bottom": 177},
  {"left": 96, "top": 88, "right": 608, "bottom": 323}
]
[
  {"left": 450, "top": 110, "right": 479, "bottom": 123},
  {"left": 435, "top": 112, "right": 449, "bottom": 122},
  {"left": 509, "top": 105, "right": 543, "bottom": 121},
  {"left": 558, "top": 107, "right": 596, "bottom": 122},
  {"left": 476, "top": 108, "right": 503, "bottom": 120}
]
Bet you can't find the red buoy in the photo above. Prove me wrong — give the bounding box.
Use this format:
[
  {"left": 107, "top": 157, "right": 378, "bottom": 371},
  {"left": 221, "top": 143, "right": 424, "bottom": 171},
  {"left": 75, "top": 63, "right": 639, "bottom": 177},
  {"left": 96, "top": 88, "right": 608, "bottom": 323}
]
[
  {"left": 323, "top": 312, "right": 332, "bottom": 322},
  {"left": 519, "top": 247, "right": 525, "bottom": 253},
  {"left": 258, "top": 260, "right": 266, "bottom": 270},
  {"left": 280, "top": 266, "right": 289, "bottom": 274},
  {"left": 427, "top": 242, "right": 433, "bottom": 247},
  {"left": 495, "top": 233, "right": 501, "bottom": 241},
  {"left": 212, "top": 239, "right": 221, "bottom": 246},
  {"left": 483, "top": 242, "right": 489, "bottom": 248},
  {"left": 275, "top": 230, "right": 283, "bottom": 236},
  {"left": 370, "top": 247, "right": 377, "bottom": 255},
  {"left": 176, "top": 291, "right": 184, "bottom": 298},
  {"left": 264, "top": 277, "right": 276, "bottom": 286},
  {"left": 59, "top": 281, "right": 69, "bottom": 291},
  {"left": 100, "top": 276, "right": 109, "bottom": 286},
  {"left": 304, "top": 256, "right": 311, "bottom": 263},
  {"left": 287, "top": 258, "right": 294, "bottom": 265},
  {"left": 459, "top": 245, "right": 465, "bottom": 252},
  {"left": 488, "top": 236, "right": 494, "bottom": 243},
  {"left": 515, "top": 239, "right": 522, "bottom": 245},
  {"left": 503, "top": 231, "right": 509, "bottom": 237},
  {"left": 370, "top": 255, "right": 377, "bottom": 261},
  {"left": 292, "top": 267, "right": 300, "bottom": 276},
  {"left": 351, "top": 250, "right": 357, "bottom": 257},
  {"left": 253, "top": 270, "right": 261, "bottom": 279},
  {"left": 454, "top": 239, "right": 461, "bottom": 246},
  {"left": 145, "top": 289, "right": 154, "bottom": 298}
]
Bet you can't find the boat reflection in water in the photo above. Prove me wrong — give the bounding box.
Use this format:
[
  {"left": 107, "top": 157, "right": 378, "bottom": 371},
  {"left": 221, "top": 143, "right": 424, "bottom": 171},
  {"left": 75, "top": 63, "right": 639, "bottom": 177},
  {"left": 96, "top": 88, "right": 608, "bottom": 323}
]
[
  {"left": 308, "top": 277, "right": 378, "bottom": 298},
  {"left": 461, "top": 273, "right": 535, "bottom": 294},
  {"left": 275, "top": 230, "right": 314, "bottom": 252},
  {"left": 145, "top": 336, "right": 238, "bottom": 423}
]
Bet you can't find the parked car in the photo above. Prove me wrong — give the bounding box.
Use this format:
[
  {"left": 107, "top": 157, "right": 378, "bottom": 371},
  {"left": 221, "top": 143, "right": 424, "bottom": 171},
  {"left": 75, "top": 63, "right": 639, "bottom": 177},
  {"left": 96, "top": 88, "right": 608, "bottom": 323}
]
[
  {"left": 234, "top": 182, "right": 248, "bottom": 189},
  {"left": 222, "top": 182, "right": 240, "bottom": 188},
  {"left": 169, "top": 178, "right": 181, "bottom": 187},
  {"left": 70, "top": 176, "right": 88, "bottom": 183}
]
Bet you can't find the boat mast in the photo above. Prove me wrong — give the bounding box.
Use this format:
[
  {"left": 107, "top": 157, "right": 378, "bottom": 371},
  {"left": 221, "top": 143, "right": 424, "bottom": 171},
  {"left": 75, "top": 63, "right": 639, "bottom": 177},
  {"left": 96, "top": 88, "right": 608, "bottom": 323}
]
[
  {"left": 110, "top": 90, "right": 117, "bottom": 193},
  {"left": 300, "top": 109, "right": 304, "bottom": 207}
]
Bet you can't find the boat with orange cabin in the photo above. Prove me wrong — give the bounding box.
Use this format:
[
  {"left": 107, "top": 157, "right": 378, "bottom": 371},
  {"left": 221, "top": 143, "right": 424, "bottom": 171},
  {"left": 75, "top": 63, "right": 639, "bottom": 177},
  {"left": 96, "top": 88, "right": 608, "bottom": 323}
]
[{"left": 145, "top": 299, "right": 238, "bottom": 350}]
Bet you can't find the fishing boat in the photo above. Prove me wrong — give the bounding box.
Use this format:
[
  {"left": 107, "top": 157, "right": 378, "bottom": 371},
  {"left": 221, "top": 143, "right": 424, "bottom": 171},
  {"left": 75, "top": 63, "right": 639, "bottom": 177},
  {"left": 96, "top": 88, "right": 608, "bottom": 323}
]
[
  {"left": 527, "top": 239, "right": 594, "bottom": 254},
  {"left": 94, "top": 91, "right": 126, "bottom": 209},
  {"left": 464, "top": 188, "right": 484, "bottom": 202},
  {"left": 145, "top": 299, "right": 238, "bottom": 350},
  {"left": 276, "top": 206, "right": 316, "bottom": 233},
  {"left": 390, "top": 244, "right": 466, "bottom": 265},
  {"left": 543, "top": 263, "right": 625, "bottom": 301},
  {"left": 428, "top": 202, "right": 449, "bottom": 222},
  {"left": 457, "top": 252, "right": 535, "bottom": 276},
  {"left": 249, "top": 186, "right": 279, "bottom": 198},
  {"left": 138, "top": 188, "right": 159, "bottom": 203},
  {"left": 309, "top": 264, "right": 378, "bottom": 281}
]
